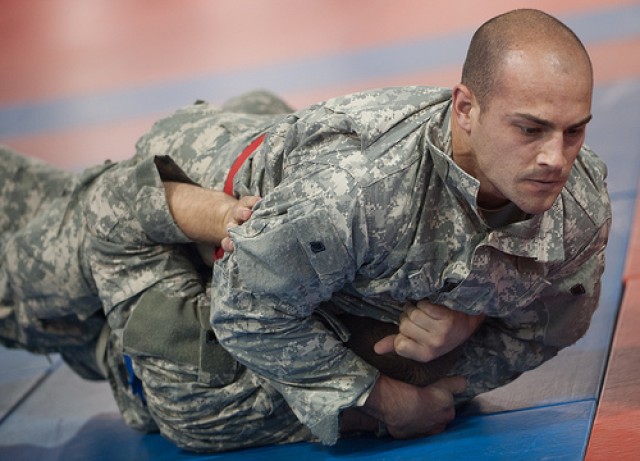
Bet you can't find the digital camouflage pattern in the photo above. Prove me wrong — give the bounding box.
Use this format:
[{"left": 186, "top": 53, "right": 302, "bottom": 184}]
[
  {"left": 0, "top": 148, "right": 111, "bottom": 379},
  {"left": 207, "top": 86, "right": 611, "bottom": 443},
  {"left": 0, "top": 87, "right": 611, "bottom": 451},
  {"left": 0, "top": 91, "right": 315, "bottom": 452}
]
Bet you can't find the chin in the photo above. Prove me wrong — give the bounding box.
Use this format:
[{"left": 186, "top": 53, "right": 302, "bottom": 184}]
[
  {"left": 517, "top": 199, "right": 556, "bottom": 215},
  {"left": 524, "top": 206, "right": 551, "bottom": 215},
  {"left": 511, "top": 187, "right": 562, "bottom": 215}
]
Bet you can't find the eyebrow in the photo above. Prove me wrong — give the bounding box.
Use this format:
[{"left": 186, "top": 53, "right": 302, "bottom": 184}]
[{"left": 513, "top": 113, "right": 593, "bottom": 130}]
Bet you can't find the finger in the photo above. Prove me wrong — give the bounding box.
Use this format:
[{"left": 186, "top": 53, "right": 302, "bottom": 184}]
[
  {"left": 373, "top": 335, "right": 397, "bottom": 355},
  {"left": 397, "top": 306, "right": 410, "bottom": 328},
  {"left": 221, "top": 237, "right": 235, "bottom": 253},
  {"left": 392, "top": 334, "right": 436, "bottom": 362},
  {"left": 239, "top": 195, "right": 261, "bottom": 208},
  {"left": 417, "top": 301, "right": 451, "bottom": 321},
  {"left": 406, "top": 304, "right": 457, "bottom": 340},
  {"left": 238, "top": 207, "right": 253, "bottom": 222},
  {"left": 398, "top": 314, "right": 435, "bottom": 339},
  {"left": 403, "top": 304, "right": 446, "bottom": 334},
  {"left": 399, "top": 307, "right": 433, "bottom": 339},
  {"left": 397, "top": 317, "right": 445, "bottom": 357}
]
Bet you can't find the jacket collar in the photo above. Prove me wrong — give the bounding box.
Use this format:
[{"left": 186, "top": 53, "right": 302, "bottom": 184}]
[{"left": 425, "top": 101, "right": 566, "bottom": 263}]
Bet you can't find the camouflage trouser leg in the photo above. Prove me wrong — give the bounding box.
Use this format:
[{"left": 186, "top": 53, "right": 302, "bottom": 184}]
[
  {"left": 0, "top": 146, "right": 73, "bottom": 242},
  {"left": 0, "top": 147, "right": 76, "bottom": 351},
  {"left": 105, "top": 329, "right": 158, "bottom": 432},
  {"left": 0, "top": 146, "right": 108, "bottom": 380},
  {"left": 113, "top": 290, "right": 312, "bottom": 452},
  {"left": 93, "top": 87, "right": 301, "bottom": 451},
  {"left": 131, "top": 355, "right": 313, "bottom": 453}
]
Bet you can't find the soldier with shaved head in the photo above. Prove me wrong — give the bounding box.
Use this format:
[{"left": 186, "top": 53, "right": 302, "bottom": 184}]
[{"left": 1, "top": 9, "right": 609, "bottom": 453}]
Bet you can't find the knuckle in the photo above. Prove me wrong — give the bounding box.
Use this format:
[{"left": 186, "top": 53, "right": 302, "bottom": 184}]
[
  {"left": 394, "top": 338, "right": 412, "bottom": 356},
  {"left": 397, "top": 321, "right": 410, "bottom": 335},
  {"left": 441, "top": 313, "right": 455, "bottom": 327},
  {"left": 406, "top": 309, "right": 419, "bottom": 323},
  {"left": 431, "top": 335, "right": 447, "bottom": 348},
  {"left": 394, "top": 336, "right": 407, "bottom": 350}
]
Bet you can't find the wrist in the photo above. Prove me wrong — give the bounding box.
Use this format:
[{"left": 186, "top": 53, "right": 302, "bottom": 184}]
[
  {"left": 163, "top": 181, "right": 233, "bottom": 243},
  {"left": 360, "top": 374, "right": 417, "bottom": 427},
  {"left": 339, "top": 408, "right": 379, "bottom": 434}
]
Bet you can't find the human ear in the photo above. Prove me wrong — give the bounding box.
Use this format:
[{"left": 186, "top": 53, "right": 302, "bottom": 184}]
[{"left": 452, "top": 84, "right": 474, "bottom": 133}]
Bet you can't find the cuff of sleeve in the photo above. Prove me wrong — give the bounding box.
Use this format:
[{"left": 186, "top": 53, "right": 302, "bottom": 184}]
[
  {"left": 131, "top": 155, "right": 192, "bottom": 244},
  {"left": 303, "top": 366, "right": 379, "bottom": 446}
]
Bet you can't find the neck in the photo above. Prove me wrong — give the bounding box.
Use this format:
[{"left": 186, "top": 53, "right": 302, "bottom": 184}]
[
  {"left": 450, "top": 120, "right": 509, "bottom": 209},
  {"left": 451, "top": 120, "right": 475, "bottom": 177}
]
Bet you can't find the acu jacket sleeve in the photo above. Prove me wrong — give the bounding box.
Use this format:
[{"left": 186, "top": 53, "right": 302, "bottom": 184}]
[
  {"left": 210, "top": 170, "right": 379, "bottom": 446},
  {"left": 84, "top": 155, "right": 207, "bottom": 326},
  {"left": 451, "top": 212, "right": 611, "bottom": 400},
  {"left": 448, "top": 147, "right": 612, "bottom": 399}
]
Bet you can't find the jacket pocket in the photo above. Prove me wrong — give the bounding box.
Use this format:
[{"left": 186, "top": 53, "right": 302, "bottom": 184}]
[{"left": 123, "top": 290, "right": 240, "bottom": 387}]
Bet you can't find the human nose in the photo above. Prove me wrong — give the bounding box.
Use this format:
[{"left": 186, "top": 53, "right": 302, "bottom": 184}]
[{"left": 537, "top": 133, "right": 567, "bottom": 170}]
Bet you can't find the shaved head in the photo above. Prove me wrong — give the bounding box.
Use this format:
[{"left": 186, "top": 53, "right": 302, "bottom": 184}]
[{"left": 461, "top": 9, "right": 593, "bottom": 108}]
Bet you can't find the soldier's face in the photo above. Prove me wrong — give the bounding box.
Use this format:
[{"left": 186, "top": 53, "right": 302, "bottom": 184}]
[{"left": 459, "top": 49, "right": 593, "bottom": 215}]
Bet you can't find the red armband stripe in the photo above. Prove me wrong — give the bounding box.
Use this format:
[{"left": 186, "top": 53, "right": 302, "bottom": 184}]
[{"left": 215, "top": 133, "right": 266, "bottom": 261}]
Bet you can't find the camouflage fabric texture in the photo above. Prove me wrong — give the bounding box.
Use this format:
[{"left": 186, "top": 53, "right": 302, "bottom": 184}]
[
  {"left": 0, "top": 147, "right": 110, "bottom": 379},
  {"left": 211, "top": 86, "right": 611, "bottom": 443},
  {"left": 0, "top": 87, "right": 611, "bottom": 451}
]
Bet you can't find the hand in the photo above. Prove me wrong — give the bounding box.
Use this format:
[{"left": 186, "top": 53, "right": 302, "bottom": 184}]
[
  {"left": 164, "top": 181, "right": 260, "bottom": 245},
  {"left": 374, "top": 300, "right": 484, "bottom": 362},
  {"left": 339, "top": 407, "right": 380, "bottom": 435},
  {"left": 387, "top": 376, "right": 467, "bottom": 438},
  {"left": 362, "top": 374, "right": 467, "bottom": 439},
  {"left": 220, "top": 195, "right": 260, "bottom": 252}
]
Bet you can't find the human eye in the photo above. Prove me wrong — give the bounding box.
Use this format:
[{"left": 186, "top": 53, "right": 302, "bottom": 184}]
[
  {"left": 518, "top": 125, "right": 542, "bottom": 136},
  {"left": 565, "top": 126, "right": 586, "bottom": 138}
]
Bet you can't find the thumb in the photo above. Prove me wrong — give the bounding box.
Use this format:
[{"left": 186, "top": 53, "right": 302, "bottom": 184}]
[
  {"left": 373, "top": 335, "right": 397, "bottom": 355},
  {"left": 240, "top": 195, "right": 261, "bottom": 208},
  {"left": 221, "top": 236, "right": 235, "bottom": 252},
  {"left": 436, "top": 375, "right": 468, "bottom": 395},
  {"left": 418, "top": 301, "right": 449, "bottom": 320}
]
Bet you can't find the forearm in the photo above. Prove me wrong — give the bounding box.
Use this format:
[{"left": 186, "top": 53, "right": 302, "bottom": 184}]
[
  {"left": 357, "top": 373, "right": 466, "bottom": 440},
  {"left": 342, "top": 313, "right": 463, "bottom": 387},
  {"left": 213, "top": 297, "right": 378, "bottom": 443},
  {"left": 359, "top": 375, "right": 417, "bottom": 426},
  {"left": 211, "top": 260, "right": 377, "bottom": 444},
  {"left": 163, "top": 181, "right": 236, "bottom": 243}
]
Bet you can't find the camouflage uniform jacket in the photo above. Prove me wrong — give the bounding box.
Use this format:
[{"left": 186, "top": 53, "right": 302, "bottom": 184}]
[{"left": 84, "top": 86, "right": 611, "bottom": 445}]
